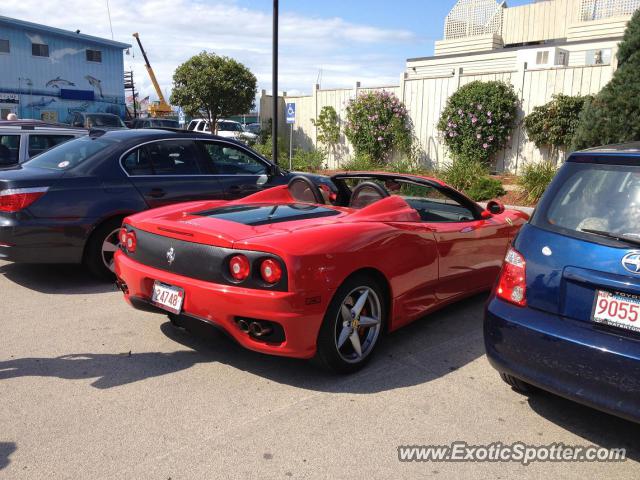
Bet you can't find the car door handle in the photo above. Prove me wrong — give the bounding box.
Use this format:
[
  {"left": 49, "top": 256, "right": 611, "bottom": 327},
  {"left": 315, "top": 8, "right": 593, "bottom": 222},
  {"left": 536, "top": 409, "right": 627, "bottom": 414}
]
[
  {"left": 229, "top": 185, "right": 241, "bottom": 192},
  {"left": 149, "top": 188, "right": 166, "bottom": 198}
]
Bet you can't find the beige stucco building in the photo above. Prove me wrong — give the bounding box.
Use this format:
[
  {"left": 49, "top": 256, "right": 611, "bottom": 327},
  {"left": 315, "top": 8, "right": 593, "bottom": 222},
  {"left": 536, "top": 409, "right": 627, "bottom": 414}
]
[{"left": 262, "top": 0, "right": 639, "bottom": 172}]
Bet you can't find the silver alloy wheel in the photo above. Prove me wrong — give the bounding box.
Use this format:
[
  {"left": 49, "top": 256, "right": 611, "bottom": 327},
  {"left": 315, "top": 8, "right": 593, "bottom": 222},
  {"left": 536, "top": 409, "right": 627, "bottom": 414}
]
[
  {"left": 101, "top": 228, "right": 121, "bottom": 273},
  {"left": 334, "top": 286, "right": 382, "bottom": 363}
]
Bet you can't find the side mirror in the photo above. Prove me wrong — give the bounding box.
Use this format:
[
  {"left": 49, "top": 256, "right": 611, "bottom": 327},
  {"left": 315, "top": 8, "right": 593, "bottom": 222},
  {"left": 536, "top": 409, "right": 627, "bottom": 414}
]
[
  {"left": 267, "top": 164, "right": 280, "bottom": 177},
  {"left": 256, "top": 174, "right": 268, "bottom": 186},
  {"left": 486, "top": 200, "right": 505, "bottom": 215}
]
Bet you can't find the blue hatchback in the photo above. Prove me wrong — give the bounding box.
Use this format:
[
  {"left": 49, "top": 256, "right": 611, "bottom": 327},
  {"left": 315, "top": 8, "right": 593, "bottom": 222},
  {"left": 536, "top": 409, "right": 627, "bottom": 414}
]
[{"left": 485, "top": 143, "right": 640, "bottom": 424}]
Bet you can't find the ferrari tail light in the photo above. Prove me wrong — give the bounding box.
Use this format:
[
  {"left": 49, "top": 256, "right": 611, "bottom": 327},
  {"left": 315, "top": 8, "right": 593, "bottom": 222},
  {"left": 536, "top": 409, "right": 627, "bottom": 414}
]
[
  {"left": 496, "top": 247, "right": 527, "bottom": 307},
  {"left": 229, "top": 255, "right": 250, "bottom": 281},
  {"left": 124, "top": 230, "right": 136, "bottom": 253},
  {"left": 0, "top": 187, "right": 48, "bottom": 212},
  {"left": 260, "top": 259, "right": 282, "bottom": 284}
]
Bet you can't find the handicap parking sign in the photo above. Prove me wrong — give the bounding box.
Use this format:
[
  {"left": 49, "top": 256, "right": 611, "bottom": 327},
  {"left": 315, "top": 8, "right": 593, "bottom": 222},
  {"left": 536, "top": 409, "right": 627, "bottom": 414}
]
[{"left": 286, "top": 103, "right": 296, "bottom": 124}]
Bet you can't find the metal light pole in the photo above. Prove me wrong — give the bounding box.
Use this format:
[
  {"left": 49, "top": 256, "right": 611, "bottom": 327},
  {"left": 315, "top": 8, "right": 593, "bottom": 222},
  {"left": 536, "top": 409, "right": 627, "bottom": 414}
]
[{"left": 272, "top": 0, "right": 279, "bottom": 165}]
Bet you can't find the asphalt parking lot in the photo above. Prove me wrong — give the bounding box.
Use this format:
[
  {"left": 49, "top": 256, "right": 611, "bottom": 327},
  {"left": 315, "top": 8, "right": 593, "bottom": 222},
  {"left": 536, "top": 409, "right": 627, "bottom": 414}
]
[{"left": 1, "top": 259, "right": 639, "bottom": 479}]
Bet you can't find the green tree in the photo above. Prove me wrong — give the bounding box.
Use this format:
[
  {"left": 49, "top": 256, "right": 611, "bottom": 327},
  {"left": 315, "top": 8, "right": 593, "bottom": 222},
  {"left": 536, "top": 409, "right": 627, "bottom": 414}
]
[
  {"left": 572, "top": 10, "right": 640, "bottom": 149},
  {"left": 170, "top": 52, "right": 257, "bottom": 133},
  {"left": 524, "top": 94, "right": 591, "bottom": 159}
]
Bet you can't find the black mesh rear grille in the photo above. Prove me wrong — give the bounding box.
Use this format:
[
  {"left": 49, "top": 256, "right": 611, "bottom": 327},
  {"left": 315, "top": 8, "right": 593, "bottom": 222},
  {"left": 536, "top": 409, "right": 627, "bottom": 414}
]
[{"left": 123, "top": 227, "right": 288, "bottom": 291}]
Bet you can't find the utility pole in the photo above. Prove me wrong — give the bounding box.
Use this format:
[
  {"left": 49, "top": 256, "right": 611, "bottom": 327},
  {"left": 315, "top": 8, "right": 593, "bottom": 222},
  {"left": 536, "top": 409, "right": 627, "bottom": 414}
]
[{"left": 272, "top": 0, "right": 279, "bottom": 164}]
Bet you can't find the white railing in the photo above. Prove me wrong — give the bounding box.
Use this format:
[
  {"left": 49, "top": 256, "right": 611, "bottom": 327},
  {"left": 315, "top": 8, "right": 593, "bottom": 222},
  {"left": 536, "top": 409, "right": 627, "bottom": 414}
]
[
  {"left": 580, "top": 0, "right": 640, "bottom": 20},
  {"left": 444, "top": 0, "right": 506, "bottom": 39}
]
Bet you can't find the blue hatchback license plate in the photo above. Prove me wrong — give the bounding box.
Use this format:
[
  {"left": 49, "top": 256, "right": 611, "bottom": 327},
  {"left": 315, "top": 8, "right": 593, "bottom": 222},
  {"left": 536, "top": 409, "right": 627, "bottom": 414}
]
[{"left": 592, "top": 290, "right": 640, "bottom": 334}]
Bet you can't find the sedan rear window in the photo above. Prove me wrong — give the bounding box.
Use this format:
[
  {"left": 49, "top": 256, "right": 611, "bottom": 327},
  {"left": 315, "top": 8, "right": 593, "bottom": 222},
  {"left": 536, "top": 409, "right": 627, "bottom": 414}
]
[
  {"left": 531, "top": 161, "right": 640, "bottom": 246},
  {"left": 24, "top": 135, "right": 115, "bottom": 170}
]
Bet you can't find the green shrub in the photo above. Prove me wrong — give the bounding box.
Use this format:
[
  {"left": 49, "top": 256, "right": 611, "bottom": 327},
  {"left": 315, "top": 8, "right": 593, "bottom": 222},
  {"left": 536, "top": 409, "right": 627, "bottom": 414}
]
[
  {"left": 466, "top": 176, "right": 506, "bottom": 202},
  {"left": 437, "top": 81, "right": 519, "bottom": 164},
  {"left": 524, "top": 94, "right": 591, "bottom": 156},
  {"left": 385, "top": 157, "right": 434, "bottom": 175},
  {"left": 572, "top": 10, "right": 640, "bottom": 149},
  {"left": 253, "top": 135, "right": 287, "bottom": 162},
  {"left": 312, "top": 106, "right": 340, "bottom": 154},
  {"left": 518, "top": 161, "right": 558, "bottom": 203},
  {"left": 290, "top": 148, "right": 325, "bottom": 172},
  {"left": 440, "top": 159, "right": 505, "bottom": 201},
  {"left": 344, "top": 91, "right": 413, "bottom": 164},
  {"left": 342, "top": 154, "right": 379, "bottom": 172}
]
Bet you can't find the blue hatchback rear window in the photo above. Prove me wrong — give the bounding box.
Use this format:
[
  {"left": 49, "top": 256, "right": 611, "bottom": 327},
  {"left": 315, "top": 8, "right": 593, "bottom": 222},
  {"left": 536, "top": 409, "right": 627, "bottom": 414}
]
[
  {"left": 194, "top": 204, "right": 340, "bottom": 226},
  {"left": 532, "top": 162, "right": 640, "bottom": 247}
]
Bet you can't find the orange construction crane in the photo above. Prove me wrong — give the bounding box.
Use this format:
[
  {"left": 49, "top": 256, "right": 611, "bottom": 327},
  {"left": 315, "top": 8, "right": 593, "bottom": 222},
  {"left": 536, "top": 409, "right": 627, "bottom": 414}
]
[{"left": 132, "top": 32, "right": 172, "bottom": 117}]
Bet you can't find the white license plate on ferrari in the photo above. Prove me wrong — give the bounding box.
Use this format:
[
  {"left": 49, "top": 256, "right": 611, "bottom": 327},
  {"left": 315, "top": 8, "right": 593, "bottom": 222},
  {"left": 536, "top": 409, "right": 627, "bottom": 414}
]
[
  {"left": 151, "top": 281, "right": 184, "bottom": 314},
  {"left": 592, "top": 290, "right": 640, "bottom": 334}
]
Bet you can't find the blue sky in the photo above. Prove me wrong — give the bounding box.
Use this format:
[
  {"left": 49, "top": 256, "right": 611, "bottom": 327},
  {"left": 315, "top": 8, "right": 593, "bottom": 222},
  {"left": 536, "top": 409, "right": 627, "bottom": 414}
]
[
  {"left": 234, "top": 0, "right": 532, "bottom": 91},
  {"left": 3, "top": 0, "right": 534, "bottom": 97},
  {"left": 240, "top": 0, "right": 533, "bottom": 58}
]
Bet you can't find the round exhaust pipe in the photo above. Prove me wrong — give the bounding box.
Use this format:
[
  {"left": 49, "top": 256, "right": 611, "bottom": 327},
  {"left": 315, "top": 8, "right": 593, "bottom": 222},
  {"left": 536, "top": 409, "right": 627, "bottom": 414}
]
[
  {"left": 237, "top": 319, "right": 250, "bottom": 333},
  {"left": 249, "top": 321, "right": 272, "bottom": 338}
]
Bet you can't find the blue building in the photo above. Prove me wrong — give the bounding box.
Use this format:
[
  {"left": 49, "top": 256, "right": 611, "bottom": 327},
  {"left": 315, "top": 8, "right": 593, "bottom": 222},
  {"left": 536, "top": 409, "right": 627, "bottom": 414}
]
[{"left": 0, "top": 15, "right": 130, "bottom": 121}]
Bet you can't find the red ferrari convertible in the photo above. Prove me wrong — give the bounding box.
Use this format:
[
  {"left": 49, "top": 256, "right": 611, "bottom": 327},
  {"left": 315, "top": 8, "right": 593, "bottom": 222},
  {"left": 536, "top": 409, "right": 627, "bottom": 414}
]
[{"left": 115, "top": 173, "right": 528, "bottom": 372}]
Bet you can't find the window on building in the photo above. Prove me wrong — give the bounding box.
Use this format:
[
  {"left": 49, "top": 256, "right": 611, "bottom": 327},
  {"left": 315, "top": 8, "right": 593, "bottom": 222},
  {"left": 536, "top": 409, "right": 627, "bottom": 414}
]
[
  {"left": 86, "top": 49, "right": 102, "bottom": 63},
  {"left": 32, "top": 43, "right": 49, "bottom": 57},
  {"left": 586, "top": 49, "right": 612, "bottom": 66},
  {"left": 556, "top": 51, "right": 569, "bottom": 66},
  {"left": 535, "top": 51, "right": 549, "bottom": 65},
  {"left": 0, "top": 39, "right": 9, "bottom": 54}
]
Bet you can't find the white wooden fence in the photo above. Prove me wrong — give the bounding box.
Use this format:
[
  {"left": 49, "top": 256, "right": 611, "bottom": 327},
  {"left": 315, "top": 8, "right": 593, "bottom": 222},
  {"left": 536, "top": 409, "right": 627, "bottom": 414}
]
[{"left": 260, "top": 63, "right": 614, "bottom": 173}]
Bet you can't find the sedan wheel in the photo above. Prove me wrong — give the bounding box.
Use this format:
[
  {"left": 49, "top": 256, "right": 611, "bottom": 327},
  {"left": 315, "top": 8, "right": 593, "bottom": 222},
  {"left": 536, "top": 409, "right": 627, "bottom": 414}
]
[
  {"left": 84, "top": 217, "right": 125, "bottom": 280},
  {"left": 101, "top": 228, "right": 121, "bottom": 273},
  {"left": 315, "top": 274, "right": 387, "bottom": 373}
]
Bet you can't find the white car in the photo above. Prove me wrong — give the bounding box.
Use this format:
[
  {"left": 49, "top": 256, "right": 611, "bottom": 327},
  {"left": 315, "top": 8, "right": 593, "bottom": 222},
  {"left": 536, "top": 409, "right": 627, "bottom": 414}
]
[
  {"left": 186, "top": 119, "right": 258, "bottom": 142},
  {"left": 0, "top": 120, "right": 87, "bottom": 166}
]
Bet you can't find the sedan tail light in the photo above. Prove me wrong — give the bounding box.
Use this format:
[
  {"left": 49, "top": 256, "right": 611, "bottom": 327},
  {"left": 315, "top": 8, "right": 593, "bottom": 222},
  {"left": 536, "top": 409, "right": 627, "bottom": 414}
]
[
  {"left": 0, "top": 187, "right": 49, "bottom": 212},
  {"left": 260, "top": 259, "right": 282, "bottom": 284},
  {"left": 496, "top": 247, "right": 527, "bottom": 307}
]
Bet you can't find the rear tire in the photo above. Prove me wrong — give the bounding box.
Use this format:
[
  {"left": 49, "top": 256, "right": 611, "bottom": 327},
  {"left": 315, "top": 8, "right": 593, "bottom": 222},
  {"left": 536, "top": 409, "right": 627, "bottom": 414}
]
[
  {"left": 314, "top": 273, "right": 387, "bottom": 374},
  {"left": 500, "top": 372, "right": 533, "bottom": 394},
  {"left": 84, "top": 217, "right": 123, "bottom": 280}
]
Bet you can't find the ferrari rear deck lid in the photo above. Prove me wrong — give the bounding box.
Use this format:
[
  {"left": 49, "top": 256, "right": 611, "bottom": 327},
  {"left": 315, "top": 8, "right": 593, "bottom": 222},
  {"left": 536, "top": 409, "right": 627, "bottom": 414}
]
[{"left": 193, "top": 203, "right": 340, "bottom": 226}]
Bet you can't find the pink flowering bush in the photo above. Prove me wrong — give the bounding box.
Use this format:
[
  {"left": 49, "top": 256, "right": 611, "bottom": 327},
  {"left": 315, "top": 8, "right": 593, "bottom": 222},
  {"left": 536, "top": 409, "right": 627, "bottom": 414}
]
[
  {"left": 437, "top": 81, "right": 518, "bottom": 164},
  {"left": 344, "top": 91, "right": 413, "bottom": 164}
]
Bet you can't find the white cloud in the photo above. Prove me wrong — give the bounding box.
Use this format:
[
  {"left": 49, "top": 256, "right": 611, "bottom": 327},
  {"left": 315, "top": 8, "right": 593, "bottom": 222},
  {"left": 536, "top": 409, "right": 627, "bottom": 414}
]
[{"left": 2, "top": 0, "right": 416, "bottom": 101}]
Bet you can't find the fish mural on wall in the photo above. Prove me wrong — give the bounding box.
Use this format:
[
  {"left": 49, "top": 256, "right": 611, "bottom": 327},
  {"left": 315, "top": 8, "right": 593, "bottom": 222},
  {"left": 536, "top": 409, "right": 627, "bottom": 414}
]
[
  {"left": 85, "top": 75, "right": 104, "bottom": 98},
  {"left": 46, "top": 77, "right": 76, "bottom": 88},
  {"left": 26, "top": 97, "right": 56, "bottom": 109},
  {"left": 67, "top": 102, "right": 90, "bottom": 113}
]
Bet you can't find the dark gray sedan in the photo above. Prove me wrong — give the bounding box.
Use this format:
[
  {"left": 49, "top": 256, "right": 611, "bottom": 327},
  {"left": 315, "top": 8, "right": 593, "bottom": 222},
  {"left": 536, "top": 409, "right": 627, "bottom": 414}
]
[{"left": 0, "top": 128, "right": 331, "bottom": 278}]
